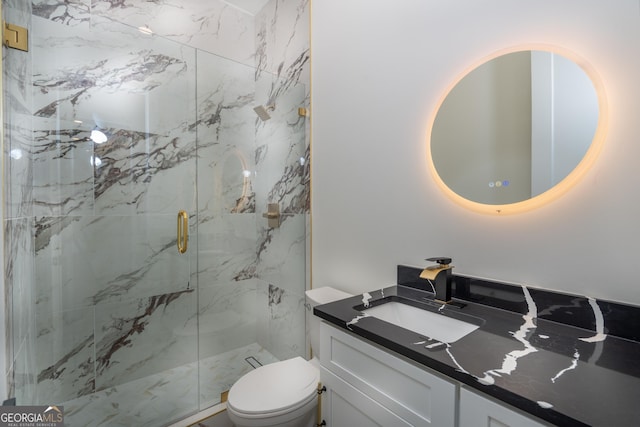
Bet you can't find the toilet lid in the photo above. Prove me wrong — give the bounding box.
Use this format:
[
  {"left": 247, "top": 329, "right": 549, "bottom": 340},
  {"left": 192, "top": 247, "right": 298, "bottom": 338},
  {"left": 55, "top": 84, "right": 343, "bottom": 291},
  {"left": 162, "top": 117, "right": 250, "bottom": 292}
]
[{"left": 228, "top": 357, "right": 319, "bottom": 415}]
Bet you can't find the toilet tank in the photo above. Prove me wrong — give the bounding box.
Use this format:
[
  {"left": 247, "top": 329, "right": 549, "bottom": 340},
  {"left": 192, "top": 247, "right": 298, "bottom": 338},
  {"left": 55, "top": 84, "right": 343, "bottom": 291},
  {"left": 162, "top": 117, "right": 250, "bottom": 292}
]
[{"left": 305, "top": 287, "right": 353, "bottom": 358}]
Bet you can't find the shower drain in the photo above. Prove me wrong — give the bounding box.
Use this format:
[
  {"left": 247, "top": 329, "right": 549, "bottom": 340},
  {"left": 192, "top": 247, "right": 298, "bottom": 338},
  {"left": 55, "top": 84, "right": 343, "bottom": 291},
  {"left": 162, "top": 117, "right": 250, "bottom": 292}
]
[{"left": 245, "top": 356, "right": 262, "bottom": 369}]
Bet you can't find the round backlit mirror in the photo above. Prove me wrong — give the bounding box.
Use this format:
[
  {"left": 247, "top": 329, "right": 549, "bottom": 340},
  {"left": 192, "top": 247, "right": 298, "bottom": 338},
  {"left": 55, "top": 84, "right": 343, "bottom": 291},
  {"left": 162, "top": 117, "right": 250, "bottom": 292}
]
[{"left": 428, "top": 48, "right": 607, "bottom": 214}]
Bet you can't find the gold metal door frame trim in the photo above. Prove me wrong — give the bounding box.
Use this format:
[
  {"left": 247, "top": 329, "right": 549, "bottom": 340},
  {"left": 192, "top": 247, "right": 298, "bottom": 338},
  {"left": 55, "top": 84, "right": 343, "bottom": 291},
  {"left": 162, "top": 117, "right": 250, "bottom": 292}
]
[{"left": 0, "top": 4, "right": 4, "bottom": 223}]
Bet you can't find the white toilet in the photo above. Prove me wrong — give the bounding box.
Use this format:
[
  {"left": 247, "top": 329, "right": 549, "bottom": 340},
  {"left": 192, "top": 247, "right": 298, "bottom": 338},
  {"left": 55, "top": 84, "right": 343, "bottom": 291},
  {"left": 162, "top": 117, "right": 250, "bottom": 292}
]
[{"left": 226, "top": 287, "right": 352, "bottom": 427}]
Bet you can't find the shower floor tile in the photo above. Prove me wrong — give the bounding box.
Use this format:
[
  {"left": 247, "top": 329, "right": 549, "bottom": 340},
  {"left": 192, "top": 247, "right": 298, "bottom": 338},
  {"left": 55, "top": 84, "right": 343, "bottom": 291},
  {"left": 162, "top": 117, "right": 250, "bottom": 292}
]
[{"left": 60, "top": 343, "right": 278, "bottom": 427}]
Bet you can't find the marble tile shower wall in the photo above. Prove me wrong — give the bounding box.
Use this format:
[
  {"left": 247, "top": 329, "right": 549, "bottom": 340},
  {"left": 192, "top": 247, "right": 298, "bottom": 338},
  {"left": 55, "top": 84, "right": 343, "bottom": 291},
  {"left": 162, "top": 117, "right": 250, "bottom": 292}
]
[
  {"left": 4, "top": 0, "right": 310, "bottom": 408},
  {"left": 253, "top": 1, "right": 310, "bottom": 361}
]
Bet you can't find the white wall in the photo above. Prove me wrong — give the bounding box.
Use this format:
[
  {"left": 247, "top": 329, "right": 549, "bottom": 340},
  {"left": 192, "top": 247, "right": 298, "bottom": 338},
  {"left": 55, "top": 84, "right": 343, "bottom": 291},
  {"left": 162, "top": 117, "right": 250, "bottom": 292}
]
[{"left": 311, "top": 0, "right": 640, "bottom": 305}]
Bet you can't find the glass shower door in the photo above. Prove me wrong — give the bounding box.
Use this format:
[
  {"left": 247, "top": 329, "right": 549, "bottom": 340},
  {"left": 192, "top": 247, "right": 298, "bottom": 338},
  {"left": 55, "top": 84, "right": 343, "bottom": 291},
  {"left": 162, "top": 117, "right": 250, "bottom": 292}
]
[
  {"left": 29, "top": 14, "right": 199, "bottom": 426},
  {"left": 5, "top": 0, "right": 310, "bottom": 425}
]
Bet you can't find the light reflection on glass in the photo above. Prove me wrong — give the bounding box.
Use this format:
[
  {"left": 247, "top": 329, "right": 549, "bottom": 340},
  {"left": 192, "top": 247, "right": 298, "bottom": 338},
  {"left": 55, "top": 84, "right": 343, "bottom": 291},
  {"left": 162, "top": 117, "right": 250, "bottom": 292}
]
[
  {"left": 90, "top": 156, "right": 102, "bottom": 167},
  {"left": 90, "top": 129, "right": 108, "bottom": 144},
  {"left": 10, "top": 149, "right": 23, "bottom": 160}
]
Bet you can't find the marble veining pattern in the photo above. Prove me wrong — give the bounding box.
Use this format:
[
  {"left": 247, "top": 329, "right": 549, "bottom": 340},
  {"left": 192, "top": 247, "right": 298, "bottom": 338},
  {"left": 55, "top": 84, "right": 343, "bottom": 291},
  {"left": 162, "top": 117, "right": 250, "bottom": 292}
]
[
  {"left": 257, "top": 280, "right": 306, "bottom": 361},
  {"left": 31, "top": 16, "right": 197, "bottom": 219},
  {"left": 32, "top": 0, "right": 90, "bottom": 26},
  {"left": 316, "top": 270, "right": 640, "bottom": 427},
  {"left": 6, "top": 0, "right": 310, "bottom": 424},
  {"left": 35, "top": 215, "right": 192, "bottom": 312},
  {"left": 476, "top": 285, "right": 538, "bottom": 386},
  {"left": 60, "top": 343, "right": 277, "bottom": 427},
  {"left": 91, "top": 0, "right": 255, "bottom": 65},
  {"left": 94, "top": 290, "right": 197, "bottom": 391},
  {"left": 578, "top": 297, "right": 607, "bottom": 343},
  {"left": 36, "top": 306, "right": 95, "bottom": 403}
]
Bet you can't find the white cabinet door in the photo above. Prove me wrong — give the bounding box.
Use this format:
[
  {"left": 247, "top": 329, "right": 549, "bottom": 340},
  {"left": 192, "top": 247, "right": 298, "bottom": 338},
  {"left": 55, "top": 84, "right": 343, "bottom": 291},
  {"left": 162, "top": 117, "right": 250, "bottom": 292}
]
[
  {"left": 320, "top": 323, "right": 456, "bottom": 426},
  {"left": 459, "top": 388, "right": 549, "bottom": 427},
  {"left": 320, "top": 366, "right": 412, "bottom": 427}
]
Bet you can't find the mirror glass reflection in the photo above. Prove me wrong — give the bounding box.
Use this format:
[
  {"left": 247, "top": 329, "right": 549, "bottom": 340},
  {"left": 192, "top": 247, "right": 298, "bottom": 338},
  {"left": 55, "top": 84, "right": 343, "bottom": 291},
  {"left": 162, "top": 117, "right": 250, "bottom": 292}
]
[{"left": 430, "top": 50, "right": 599, "bottom": 205}]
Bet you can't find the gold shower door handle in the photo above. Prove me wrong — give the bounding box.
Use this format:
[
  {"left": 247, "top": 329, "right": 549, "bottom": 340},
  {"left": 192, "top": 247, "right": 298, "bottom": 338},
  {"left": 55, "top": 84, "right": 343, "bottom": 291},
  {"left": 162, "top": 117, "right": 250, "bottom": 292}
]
[{"left": 177, "top": 210, "right": 188, "bottom": 254}]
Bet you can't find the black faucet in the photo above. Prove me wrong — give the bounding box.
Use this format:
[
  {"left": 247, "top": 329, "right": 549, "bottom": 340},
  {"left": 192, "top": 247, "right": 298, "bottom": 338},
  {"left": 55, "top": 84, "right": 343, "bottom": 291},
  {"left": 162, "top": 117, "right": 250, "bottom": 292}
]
[{"left": 419, "top": 257, "right": 453, "bottom": 303}]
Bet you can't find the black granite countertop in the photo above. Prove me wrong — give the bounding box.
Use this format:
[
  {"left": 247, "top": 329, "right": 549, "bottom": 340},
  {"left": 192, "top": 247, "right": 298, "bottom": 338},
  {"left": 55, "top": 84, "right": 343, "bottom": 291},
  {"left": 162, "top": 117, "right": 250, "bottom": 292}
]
[{"left": 313, "top": 266, "right": 640, "bottom": 427}]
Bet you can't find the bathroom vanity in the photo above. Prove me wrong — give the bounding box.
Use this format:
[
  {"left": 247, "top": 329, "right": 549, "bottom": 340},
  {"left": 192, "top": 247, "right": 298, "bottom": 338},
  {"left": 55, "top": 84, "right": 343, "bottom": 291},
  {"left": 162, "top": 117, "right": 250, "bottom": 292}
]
[
  {"left": 313, "top": 266, "right": 640, "bottom": 426},
  {"left": 320, "top": 324, "right": 546, "bottom": 426}
]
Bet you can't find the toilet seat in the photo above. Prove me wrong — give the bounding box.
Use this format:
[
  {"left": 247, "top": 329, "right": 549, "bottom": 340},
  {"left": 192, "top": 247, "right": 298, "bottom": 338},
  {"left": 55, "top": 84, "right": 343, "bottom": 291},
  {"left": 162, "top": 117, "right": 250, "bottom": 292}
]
[{"left": 227, "top": 357, "right": 319, "bottom": 418}]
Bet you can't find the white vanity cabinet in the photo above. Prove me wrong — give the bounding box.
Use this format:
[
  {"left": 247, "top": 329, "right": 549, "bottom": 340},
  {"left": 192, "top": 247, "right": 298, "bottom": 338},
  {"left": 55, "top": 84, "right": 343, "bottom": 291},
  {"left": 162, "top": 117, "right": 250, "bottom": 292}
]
[
  {"left": 319, "top": 322, "right": 550, "bottom": 427},
  {"left": 319, "top": 323, "right": 457, "bottom": 426},
  {"left": 459, "top": 387, "right": 549, "bottom": 427},
  {"left": 320, "top": 367, "right": 414, "bottom": 426}
]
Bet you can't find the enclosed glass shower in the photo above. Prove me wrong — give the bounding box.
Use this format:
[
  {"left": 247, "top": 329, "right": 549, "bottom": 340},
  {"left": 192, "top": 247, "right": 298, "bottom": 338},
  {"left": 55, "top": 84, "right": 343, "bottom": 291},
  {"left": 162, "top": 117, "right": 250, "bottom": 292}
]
[{"left": 2, "top": 0, "right": 310, "bottom": 425}]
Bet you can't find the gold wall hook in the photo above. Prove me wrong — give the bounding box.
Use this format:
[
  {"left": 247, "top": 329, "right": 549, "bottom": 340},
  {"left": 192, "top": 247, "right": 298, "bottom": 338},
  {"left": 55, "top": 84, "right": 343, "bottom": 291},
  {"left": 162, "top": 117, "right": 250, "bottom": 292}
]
[{"left": 4, "top": 22, "right": 28, "bottom": 51}]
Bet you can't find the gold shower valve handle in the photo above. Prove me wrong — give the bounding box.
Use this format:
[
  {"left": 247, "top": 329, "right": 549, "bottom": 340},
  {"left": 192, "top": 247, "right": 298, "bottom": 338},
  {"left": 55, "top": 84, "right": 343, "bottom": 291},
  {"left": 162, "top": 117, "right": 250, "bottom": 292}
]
[
  {"left": 177, "top": 210, "right": 188, "bottom": 254},
  {"left": 262, "top": 203, "right": 281, "bottom": 228}
]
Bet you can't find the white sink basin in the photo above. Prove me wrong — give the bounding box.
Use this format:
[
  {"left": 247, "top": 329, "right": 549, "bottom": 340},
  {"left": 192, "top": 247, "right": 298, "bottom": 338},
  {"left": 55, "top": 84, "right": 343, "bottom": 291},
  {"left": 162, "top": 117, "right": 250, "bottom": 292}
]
[{"left": 363, "top": 301, "right": 480, "bottom": 343}]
